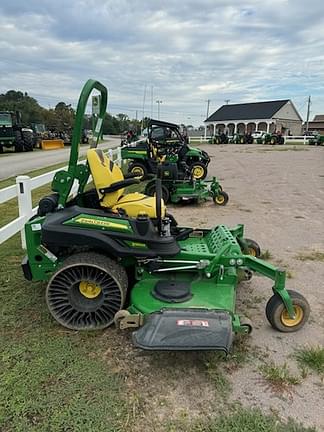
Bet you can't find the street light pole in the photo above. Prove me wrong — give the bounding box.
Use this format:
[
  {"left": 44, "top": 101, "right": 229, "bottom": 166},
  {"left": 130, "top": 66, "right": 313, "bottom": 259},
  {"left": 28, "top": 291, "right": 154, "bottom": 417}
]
[{"left": 156, "top": 100, "right": 162, "bottom": 120}]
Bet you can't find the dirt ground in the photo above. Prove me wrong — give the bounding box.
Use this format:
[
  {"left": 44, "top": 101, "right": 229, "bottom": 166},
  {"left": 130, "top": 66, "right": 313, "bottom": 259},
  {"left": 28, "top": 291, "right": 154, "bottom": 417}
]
[{"left": 105, "top": 144, "right": 324, "bottom": 431}]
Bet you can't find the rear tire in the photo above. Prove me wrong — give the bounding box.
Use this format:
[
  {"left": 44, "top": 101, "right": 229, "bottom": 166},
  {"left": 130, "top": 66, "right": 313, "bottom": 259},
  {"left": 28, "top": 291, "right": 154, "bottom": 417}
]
[
  {"left": 14, "top": 131, "right": 24, "bottom": 152},
  {"left": 190, "top": 162, "right": 207, "bottom": 180},
  {"left": 128, "top": 162, "right": 148, "bottom": 180},
  {"left": 22, "top": 131, "right": 34, "bottom": 151},
  {"left": 145, "top": 182, "right": 170, "bottom": 204},
  {"left": 46, "top": 252, "right": 128, "bottom": 330}
]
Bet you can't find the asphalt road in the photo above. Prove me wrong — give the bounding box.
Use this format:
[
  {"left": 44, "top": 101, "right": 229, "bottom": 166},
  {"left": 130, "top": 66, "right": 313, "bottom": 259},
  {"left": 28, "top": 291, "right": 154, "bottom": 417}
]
[{"left": 0, "top": 135, "right": 121, "bottom": 180}]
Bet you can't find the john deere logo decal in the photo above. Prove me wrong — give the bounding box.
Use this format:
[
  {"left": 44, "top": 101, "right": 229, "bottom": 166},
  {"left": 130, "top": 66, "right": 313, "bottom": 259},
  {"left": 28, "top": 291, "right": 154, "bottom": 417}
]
[{"left": 76, "top": 217, "right": 128, "bottom": 230}]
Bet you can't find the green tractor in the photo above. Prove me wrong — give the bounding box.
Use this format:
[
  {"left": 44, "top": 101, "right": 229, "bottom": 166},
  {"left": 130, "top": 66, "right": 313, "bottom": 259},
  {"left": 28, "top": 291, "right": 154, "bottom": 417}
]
[
  {"left": 0, "top": 111, "right": 34, "bottom": 153},
  {"left": 263, "top": 133, "right": 285, "bottom": 145},
  {"left": 22, "top": 79, "right": 310, "bottom": 353},
  {"left": 121, "top": 119, "right": 210, "bottom": 180},
  {"left": 309, "top": 134, "right": 324, "bottom": 146}
]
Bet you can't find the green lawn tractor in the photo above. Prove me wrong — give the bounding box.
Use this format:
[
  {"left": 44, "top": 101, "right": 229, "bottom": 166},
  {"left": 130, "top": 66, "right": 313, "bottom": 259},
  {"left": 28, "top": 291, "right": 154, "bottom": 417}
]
[
  {"left": 144, "top": 161, "right": 229, "bottom": 206},
  {"left": 121, "top": 119, "right": 210, "bottom": 180},
  {"left": 309, "top": 134, "right": 324, "bottom": 146},
  {"left": 262, "top": 133, "right": 285, "bottom": 145},
  {"left": 209, "top": 133, "right": 229, "bottom": 144},
  {"left": 0, "top": 111, "right": 34, "bottom": 153},
  {"left": 22, "top": 79, "right": 310, "bottom": 353}
]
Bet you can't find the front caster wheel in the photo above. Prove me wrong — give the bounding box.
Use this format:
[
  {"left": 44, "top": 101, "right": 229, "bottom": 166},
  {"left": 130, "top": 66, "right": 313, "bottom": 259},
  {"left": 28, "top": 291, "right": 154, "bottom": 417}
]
[
  {"left": 244, "top": 238, "right": 261, "bottom": 257},
  {"left": 213, "top": 191, "right": 229, "bottom": 206},
  {"left": 240, "top": 317, "right": 253, "bottom": 334},
  {"left": 265, "top": 290, "right": 310, "bottom": 332}
]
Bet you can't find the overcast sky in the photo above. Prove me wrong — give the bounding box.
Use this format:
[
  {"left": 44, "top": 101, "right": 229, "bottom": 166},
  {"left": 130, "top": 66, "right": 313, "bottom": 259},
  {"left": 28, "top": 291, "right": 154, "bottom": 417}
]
[{"left": 1, "top": 0, "right": 323, "bottom": 125}]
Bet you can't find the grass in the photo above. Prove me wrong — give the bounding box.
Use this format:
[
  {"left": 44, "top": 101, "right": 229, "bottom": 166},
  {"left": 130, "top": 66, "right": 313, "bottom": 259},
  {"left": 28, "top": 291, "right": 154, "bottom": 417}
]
[
  {"left": 295, "top": 250, "right": 324, "bottom": 262},
  {"left": 259, "top": 362, "right": 300, "bottom": 392},
  {"left": 294, "top": 346, "right": 324, "bottom": 375},
  {"left": 166, "top": 406, "right": 317, "bottom": 432},
  {"left": 260, "top": 249, "right": 272, "bottom": 260},
  {"left": 0, "top": 233, "right": 129, "bottom": 431}
]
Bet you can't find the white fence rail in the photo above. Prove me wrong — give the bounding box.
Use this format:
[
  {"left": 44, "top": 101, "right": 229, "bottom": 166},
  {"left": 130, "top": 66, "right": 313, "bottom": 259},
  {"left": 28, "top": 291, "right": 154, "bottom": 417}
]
[
  {"left": 189, "top": 135, "right": 314, "bottom": 144},
  {"left": 0, "top": 147, "right": 122, "bottom": 248}
]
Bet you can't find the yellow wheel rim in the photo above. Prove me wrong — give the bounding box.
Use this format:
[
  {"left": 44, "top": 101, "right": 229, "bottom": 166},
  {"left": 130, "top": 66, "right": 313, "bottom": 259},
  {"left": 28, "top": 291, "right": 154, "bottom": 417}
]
[
  {"left": 192, "top": 166, "right": 204, "bottom": 179},
  {"left": 280, "top": 305, "right": 304, "bottom": 327},
  {"left": 247, "top": 247, "right": 256, "bottom": 257},
  {"left": 215, "top": 194, "right": 225, "bottom": 204},
  {"left": 131, "top": 166, "right": 144, "bottom": 177},
  {"left": 79, "top": 281, "right": 102, "bottom": 299}
]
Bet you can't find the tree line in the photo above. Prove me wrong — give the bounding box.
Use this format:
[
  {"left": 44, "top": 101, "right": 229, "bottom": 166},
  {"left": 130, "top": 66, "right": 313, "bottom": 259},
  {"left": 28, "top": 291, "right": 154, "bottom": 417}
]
[{"left": 0, "top": 90, "right": 144, "bottom": 135}]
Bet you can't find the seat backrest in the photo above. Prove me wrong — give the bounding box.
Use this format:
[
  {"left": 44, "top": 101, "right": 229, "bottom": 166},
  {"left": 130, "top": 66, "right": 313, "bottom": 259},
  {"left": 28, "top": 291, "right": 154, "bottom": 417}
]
[{"left": 87, "top": 149, "right": 124, "bottom": 207}]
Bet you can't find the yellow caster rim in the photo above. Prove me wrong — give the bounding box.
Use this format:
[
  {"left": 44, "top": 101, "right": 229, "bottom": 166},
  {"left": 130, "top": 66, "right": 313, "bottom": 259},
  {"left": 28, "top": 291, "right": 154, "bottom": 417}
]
[
  {"left": 79, "top": 281, "right": 102, "bottom": 299},
  {"left": 215, "top": 195, "right": 225, "bottom": 205},
  {"left": 247, "top": 247, "right": 257, "bottom": 257},
  {"left": 280, "top": 305, "right": 304, "bottom": 327}
]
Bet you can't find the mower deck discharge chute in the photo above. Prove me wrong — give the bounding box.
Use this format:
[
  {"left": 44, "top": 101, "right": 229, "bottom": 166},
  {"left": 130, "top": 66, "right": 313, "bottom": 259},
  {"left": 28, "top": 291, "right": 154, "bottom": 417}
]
[{"left": 22, "top": 79, "right": 310, "bottom": 353}]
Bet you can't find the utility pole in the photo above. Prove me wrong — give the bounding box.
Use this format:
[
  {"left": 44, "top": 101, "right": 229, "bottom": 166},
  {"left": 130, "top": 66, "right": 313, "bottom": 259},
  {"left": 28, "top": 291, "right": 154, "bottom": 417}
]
[
  {"left": 224, "top": 99, "right": 230, "bottom": 105},
  {"left": 156, "top": 100, "right": 162, "bottom": 120},
  {"left": 141, "top": 84, "right": 147, "bottom": 133},
  {"left": 206, "top": 99, "right": 211, "bottom": 120},
  {"left": 151, "top": 86, "right": 153, "bottom": 119},
  {"left": 306, "top": 95, "right": 311, "bottom": 131}
]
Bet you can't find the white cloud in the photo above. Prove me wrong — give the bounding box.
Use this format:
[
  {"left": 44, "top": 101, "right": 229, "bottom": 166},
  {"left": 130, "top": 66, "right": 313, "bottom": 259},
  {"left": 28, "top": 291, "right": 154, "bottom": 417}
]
[{"left": 0, "top": 0, "right": 324, "bottom": 124}]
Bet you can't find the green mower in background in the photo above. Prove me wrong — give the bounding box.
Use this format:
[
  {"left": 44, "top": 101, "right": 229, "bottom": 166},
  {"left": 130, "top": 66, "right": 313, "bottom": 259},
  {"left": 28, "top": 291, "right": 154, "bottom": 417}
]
[
  {"left": 121, "top": 119, "right": 210, "bottom": 180},
  {"left": 21, "top": 79, "right": 310, "bottom": 353},
  {"left": 144, "top": 161, "right": 229, "bottom": 206}
]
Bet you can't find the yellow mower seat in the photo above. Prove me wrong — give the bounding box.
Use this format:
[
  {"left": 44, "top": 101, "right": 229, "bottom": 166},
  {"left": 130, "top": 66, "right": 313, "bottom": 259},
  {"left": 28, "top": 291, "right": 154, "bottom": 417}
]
[{"left": 87, "top": 149, "right": 165, "bottom": 219}]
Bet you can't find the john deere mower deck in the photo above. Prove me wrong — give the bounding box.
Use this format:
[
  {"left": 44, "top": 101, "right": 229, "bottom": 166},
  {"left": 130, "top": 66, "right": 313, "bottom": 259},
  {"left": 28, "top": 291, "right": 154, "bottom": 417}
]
[
  {"left": 144, "top": 161, "right": 229, "bottom": 206},
  {"left": 22, "top": 79, "right": 310, "bottom": 353}
]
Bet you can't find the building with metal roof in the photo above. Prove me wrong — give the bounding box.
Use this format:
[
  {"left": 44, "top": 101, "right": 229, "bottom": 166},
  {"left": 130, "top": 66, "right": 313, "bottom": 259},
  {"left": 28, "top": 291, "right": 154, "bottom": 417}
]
[{"left": 204, "top": 100, "right": 302, "bottom": 136}]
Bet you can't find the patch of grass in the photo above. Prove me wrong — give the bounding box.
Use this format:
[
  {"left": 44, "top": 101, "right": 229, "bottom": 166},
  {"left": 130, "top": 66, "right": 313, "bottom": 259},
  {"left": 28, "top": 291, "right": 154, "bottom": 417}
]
[
  {"left": 203, "top": 353, "right": 231, "bottom": 395},
  {"left": 286, "top": 270, "right": 294, "bottom": 279},
  {"left": 0, "top": 233, "right": 128, "bottom": 431},
  {"left": 166, "top": 406, "right": 317, "bottom": 432},
  {"left": 259, "top": 362, "right": 301, "bottom": 392},
  {"left": 295, "top": 250, "right": 324, "bottom": 262},
  {"left": 260, "top": 249, "right": 272, "bottom": 260},
  {"left": 295, "top": 346, "right": 324, "bottom": 375}
]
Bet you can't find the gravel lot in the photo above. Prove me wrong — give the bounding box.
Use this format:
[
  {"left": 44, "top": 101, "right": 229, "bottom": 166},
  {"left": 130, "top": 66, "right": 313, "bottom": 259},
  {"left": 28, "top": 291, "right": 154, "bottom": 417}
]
[{"left": 106, "top": 143, "right": 324, "bottom": 431}]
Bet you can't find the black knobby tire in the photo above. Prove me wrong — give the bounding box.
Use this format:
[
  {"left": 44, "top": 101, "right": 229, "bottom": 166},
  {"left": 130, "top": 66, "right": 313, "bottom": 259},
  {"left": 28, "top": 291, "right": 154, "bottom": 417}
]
[
  {"left": 14, "top": 131, "right": 24, "bottom": 152},
  {"left": 190, "top": 161, "right": 208, "bottom": 180},
  {"left": 128, "top": 162, "right": 148, "bottom": 180},
  {"left": 270, "top": 136, "right": 277, "bottom": 145},
  {"left": 244, "top": 238, "right": 261, "bottom": 258},
  {"left": 213, "top": 191, "right": 229, "bottom": 206},
  {"left": 22, "top": 131, "right": 34, "bottom": 151},
  {"left": 265, "top": 290, "right": 310, "bottom": 333},
  {"left": 46, "top": 252, "right": 128, "bottom": 330},
  {"left": 0, "top": 145, "right": 3, "bottom": 154}
]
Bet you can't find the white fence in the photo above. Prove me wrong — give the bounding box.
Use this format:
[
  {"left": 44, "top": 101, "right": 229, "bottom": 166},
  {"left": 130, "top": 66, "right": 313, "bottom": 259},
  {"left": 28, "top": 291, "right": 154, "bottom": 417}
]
[
  {"left": 0, "top": 147, "right": 122, "bottom": 248},
  {"left": 189, "top": 135, "right": 314, "bottom": 144}
]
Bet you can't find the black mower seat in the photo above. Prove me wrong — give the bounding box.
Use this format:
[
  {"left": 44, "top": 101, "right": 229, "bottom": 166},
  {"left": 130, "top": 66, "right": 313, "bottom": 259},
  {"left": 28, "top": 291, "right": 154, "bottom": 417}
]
[{"left": 87, "top": 149, "right": 166, "bottom": 219}]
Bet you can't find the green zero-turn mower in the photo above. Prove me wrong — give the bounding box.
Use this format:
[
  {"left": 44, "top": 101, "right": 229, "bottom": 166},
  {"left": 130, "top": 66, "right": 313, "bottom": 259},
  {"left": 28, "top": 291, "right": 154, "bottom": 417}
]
[
  {"left": 22, "top": 79, "right": 310, "bottom": 353},
  {"left": 144, "top": 158, "right": 229, "bottom": 206},
  {"left": 121, "top": 119, "right": 211, "bottom": 180}
]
